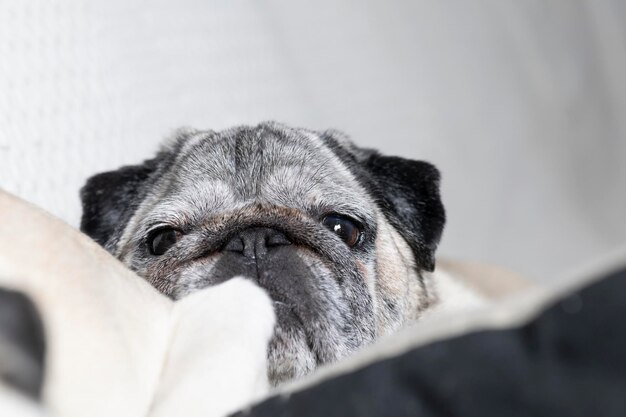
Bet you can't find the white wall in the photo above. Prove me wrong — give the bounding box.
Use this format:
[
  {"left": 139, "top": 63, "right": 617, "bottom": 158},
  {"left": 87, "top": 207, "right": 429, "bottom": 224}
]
[{"left": 1, "top": 1, "right": 625, "bottom": 282}]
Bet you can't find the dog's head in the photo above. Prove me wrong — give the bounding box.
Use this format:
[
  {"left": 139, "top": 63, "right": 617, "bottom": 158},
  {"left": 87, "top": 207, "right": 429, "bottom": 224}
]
[{"left": 80, "top": 122, "right": 445, "bottom": 384}]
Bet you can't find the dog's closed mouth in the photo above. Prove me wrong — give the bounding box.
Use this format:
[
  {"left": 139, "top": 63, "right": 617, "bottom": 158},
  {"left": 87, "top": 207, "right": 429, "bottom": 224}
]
[
  {"left": 272, "top": 299, "right": 322, "bottom": 365},
  {"left": 272, "top": 299, "right": 305, "bottom": 327}
]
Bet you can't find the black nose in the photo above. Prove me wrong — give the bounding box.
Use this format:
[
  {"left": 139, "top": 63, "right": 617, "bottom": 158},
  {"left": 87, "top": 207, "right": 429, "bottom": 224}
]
[{"left": 222, "top": 227, "right": 291, "bottom": 259}]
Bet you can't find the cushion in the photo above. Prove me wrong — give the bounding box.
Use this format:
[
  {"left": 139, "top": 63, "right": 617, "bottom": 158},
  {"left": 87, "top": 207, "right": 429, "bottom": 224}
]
[{"left": 0, "top": 190, "right": 275, "bottom": 417}]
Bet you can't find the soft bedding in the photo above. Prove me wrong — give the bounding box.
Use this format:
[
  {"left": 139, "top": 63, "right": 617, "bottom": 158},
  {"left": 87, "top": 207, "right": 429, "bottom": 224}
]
[{"left": 2, "top": 189, "right": 624, "bottom": 417}]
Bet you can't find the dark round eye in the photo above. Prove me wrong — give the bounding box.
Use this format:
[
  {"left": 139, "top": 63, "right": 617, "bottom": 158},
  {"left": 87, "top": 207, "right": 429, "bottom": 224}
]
[
  {"left": 322, "top": 214, "right": 362, "bottom": 247},
  {"left": 148, "top": 228, "right": 182, "bottom": 256}
]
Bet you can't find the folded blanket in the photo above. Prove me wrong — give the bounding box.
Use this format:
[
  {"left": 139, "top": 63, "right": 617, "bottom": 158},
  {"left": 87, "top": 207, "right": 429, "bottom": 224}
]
[
  {"left": 5, "top": 188, "right": 621, "bottom": 417},
  {"left": 0, "top": 190, "right": 275, "bottom": 417}
]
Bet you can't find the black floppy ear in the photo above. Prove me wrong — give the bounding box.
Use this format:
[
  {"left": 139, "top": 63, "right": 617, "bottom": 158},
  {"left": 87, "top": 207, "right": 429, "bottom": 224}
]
[
  {"left": 79, "top": 161, "right": 156, "bottom": 249},
  {"left": 80, "top": 129, "right": 197, "bottom": 249},
  {"left": 364, "top": 154, "right": 445, "bottom": 272}
]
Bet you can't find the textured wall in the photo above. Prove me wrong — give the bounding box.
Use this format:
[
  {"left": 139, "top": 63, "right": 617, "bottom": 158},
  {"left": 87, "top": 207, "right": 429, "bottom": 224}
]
[{"left": 1, "top": 1, "right": 625, "bottom": 282}]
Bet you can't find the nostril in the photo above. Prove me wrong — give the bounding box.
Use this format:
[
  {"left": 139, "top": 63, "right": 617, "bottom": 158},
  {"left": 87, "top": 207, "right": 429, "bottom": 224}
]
[
  {"left": 266, "top": 232, "right": 291, "bottom": 247},
  {"left": 222, "top": 228, "right": 291, "bottom": 259},
  {"left": 223, "top": 236, "right": 245, "bottom": 252}
]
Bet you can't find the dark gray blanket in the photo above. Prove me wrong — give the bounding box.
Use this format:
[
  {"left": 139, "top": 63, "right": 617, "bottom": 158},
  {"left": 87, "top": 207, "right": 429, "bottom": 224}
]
[
  {"left": 0, "top": 288, "right": 45, "bottom": 399},
  {"left": 235, "top": 266, "right": 626, "bottom": 417}
]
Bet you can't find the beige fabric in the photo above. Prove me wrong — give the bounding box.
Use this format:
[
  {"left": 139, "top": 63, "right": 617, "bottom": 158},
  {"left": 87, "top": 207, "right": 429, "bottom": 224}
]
[
  {"left": 438, "top": 259, "right": 535, "bottom": 300},
  {"left": 0, "top": 190, "right": 275, "bottom": 417},
  {"left": 148, "top": 279, "right": 274, "bottom": 417},
  {"left": 3, "top": 188, "right": 624, "bottom": 414},
  {"left": 0, "top": 385, "right": 48, "bottom": 417}
]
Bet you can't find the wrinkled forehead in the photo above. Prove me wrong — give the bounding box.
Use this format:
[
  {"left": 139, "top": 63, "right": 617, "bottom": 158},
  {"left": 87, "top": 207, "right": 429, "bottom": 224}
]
[{"left": 149, "top": 126, "right": 374, "bottom": 224}]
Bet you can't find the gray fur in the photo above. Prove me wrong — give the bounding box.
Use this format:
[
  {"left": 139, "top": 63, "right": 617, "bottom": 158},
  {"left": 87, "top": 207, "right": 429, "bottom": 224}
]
[{"left": 80, "top": 121, "right": 445, "bottom": 385}]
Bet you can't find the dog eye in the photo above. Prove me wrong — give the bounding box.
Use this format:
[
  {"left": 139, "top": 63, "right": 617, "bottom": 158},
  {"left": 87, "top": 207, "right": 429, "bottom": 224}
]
[
  {"left": 322, "top": 214, "right": 361, "bottom": 247},
  {"left": 148, "top": 228, "right": 182, "bottom": 256}
]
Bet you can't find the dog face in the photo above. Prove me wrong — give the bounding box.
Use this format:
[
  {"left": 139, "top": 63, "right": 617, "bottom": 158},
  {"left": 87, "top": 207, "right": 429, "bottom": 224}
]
[{"left": 80, "top": 122, "right": 445, "bottom": 384}]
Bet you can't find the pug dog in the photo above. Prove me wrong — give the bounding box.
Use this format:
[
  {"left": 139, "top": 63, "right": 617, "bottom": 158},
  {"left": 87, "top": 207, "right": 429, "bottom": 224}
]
[{"left": 79, "top": 122, "right": 446, "bottom": 385}]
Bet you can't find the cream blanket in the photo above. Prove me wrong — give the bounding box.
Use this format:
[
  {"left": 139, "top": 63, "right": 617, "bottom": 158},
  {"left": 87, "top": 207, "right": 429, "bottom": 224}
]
[
  {"left": 0, "top": 190, "right": 275, "bottom": 417},
  {"left": 6, "top": 188, "right": 609, "bottom": 416}
]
